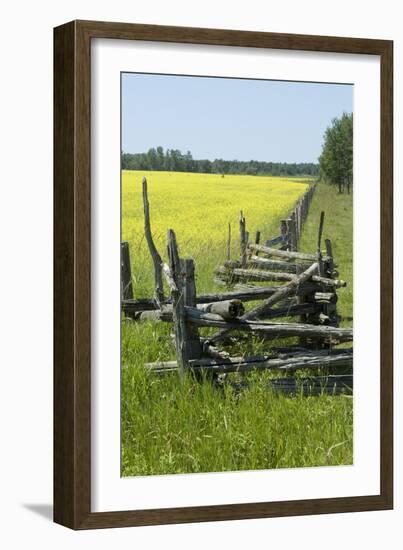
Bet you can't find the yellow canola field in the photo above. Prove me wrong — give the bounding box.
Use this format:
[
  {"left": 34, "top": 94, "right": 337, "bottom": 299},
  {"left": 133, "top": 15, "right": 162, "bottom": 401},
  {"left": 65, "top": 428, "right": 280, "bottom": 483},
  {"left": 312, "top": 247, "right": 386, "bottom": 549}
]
[{"left": 122, "top": 170, "right": 311, "bottom": 295}]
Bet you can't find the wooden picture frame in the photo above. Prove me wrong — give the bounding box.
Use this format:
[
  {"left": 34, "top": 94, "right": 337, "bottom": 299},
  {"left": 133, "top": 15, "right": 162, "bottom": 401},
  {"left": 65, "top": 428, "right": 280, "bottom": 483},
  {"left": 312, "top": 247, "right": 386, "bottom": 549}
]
[{"left": 54, "top": 20, "right": 393, "bottom": 529}]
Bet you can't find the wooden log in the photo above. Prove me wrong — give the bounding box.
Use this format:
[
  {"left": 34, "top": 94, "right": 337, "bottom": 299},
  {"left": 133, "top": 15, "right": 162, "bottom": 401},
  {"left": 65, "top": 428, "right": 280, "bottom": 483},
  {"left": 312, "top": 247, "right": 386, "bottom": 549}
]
[
  {"left": 217, "top": 264, "right": 346, "bottom": 289},
  {"left": 248, "top": 243, "right": 330, "bottom": 262},
  {"left": 317, "top": 211, "right": 325, "bottom": 252},
  {"left": 223, "top": 259, "right": 241, "bottom": 269},
  {"left": 196, "top": 282, "right": 322, "bottom": 303},
  {"left": 145, "top": 349, "right": 353, "bottom": 374},
  {"left": 142, "top": 177, "right": 164, "bottom": 304},
  {"left": 142, "top": 301, "right": 317, "bottom": 323},
  {"left": 121, "top": 241, "right": 133, "bottom": 300},
  {"left": 198, "top": 299, "right": 245, "bottom": 319},
  {"left": 237, "top": 262, "right": 319, "bottom": 321},
  {"left": 269, "top": 375, "right": 353, "bottom": 396},
  {"left": 216, "top": 266, "right": 295, "bottom": 283},
  {"left": 312, "top": 275, "right": 346, "bottom": 288},
  {"left": 122, "top": 282, "right": 324, "bottom": 316},
  {"left": 186, "top": 308, "right": 353, "bottom": 342},
  {"left": 314, "top": 292, "right": 337, "bottom": 303},
  {"left": 146, "top": 347, "right": 352, "bottom": 369},
  {"left": 295, "top": 264, "right": 307, "bottom": 343},
  {"left": 248, "top": 256, "right": 312, "bottom": 273},
  {"left": 256, "top": 302, "right": 317, "bottom": 319},
  {"left": 122, "top": 298, "right": 158, "bottom": 314}
]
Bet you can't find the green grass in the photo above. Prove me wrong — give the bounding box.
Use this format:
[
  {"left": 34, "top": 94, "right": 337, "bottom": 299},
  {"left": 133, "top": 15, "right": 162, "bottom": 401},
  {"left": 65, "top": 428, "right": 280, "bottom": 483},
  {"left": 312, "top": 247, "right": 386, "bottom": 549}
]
[
  {"left": 299, "top": 183, "right": 353, "bottom": 326},
  {"left": 121, "top": 181, "right": 353, "bottom": 477}
]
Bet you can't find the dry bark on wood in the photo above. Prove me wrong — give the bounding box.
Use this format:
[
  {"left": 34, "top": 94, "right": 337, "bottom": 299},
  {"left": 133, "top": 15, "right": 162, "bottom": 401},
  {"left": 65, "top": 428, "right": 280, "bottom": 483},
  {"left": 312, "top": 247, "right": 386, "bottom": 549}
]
[
  {"left": 186, "top": 307, "right": 353, "bottom": 343},
  {"left": 270, "top": 375, "right": 353, "bottom": 396},
  {"left": 145, "top": 349, "right": 353, "bottom": 374},
  {"left": 248, "top": 243, "right": 330, "bottom": 262},
  {"left": 194, "top": 282, "right": 322, "bottom": 303},
  {"left": 325, "top": 238, "right": 336, "bottom": 278},
  {"left": 239, "top": 211, "right": 247, "bottom": 267},
  {"left": 248, "top": 256, "right": 312, "bottom": 273},
  {"left": 317, "top": 211, "right": 325, "bottom": 276},
  {"left": 240, "top": 262, "right": 319, "bottom": 321},
  {"left": 314, "top": 292, "right": 337, "bottom": 303},
  {"left": 142, "top": 177, "right": 164, "bottom": 304},
  {"left": 139, "top": 301, "right": 316, "bottom": 323},
  {"left": 216, "top": 266, "right": 295, "bottom": 283},
  {"left": 121, "top": 241, "right": 133, "bottom": 300},
  {"left": 167, "top": 230, "right": 203, "bottom": 376},
  {"left": 197, "top": 299, "right": 245, "bottom": 319},
  {"left": 181, "top": 258, "right": 203, "bottom": 361},
  {"left": 217, "top": 264, "right": 346, "bottom": 288}
]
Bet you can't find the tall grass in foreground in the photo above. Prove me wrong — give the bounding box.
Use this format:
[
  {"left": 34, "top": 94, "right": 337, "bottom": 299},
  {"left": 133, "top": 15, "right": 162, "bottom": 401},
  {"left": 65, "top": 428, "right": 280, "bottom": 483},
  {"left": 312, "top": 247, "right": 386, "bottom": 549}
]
[
  {"left": 299, "top": 183, "right": 353, "bottom": 325},
  {"left": 121, "top": 180, "right": 353, "bottom": 477}
]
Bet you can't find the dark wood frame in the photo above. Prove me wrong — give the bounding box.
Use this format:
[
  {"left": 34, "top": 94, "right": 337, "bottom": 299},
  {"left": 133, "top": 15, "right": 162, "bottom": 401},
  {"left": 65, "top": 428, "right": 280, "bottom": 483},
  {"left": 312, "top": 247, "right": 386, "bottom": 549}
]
[{"left": 54, "top": 20, "right": 393, "bottom": 530}]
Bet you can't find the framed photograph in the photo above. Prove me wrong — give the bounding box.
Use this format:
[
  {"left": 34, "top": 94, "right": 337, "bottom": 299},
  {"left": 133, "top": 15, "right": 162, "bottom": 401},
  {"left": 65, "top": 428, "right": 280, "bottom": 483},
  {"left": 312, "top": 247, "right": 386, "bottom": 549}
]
[{"left": 54, "top": 20, "right": 393, "bottom": 529}]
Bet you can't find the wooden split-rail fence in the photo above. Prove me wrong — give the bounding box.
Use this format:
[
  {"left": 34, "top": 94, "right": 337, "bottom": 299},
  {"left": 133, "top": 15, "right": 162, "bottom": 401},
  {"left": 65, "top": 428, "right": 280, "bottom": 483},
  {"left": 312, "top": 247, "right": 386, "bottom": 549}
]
[{"left": 121, "top": 177, "right": 353, "bottom": 395}]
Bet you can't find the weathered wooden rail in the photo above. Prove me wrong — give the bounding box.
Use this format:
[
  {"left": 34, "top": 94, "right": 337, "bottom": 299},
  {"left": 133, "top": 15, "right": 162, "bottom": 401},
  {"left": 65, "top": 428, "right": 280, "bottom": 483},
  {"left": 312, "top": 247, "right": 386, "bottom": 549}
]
[{"left": 143, "top": 226, "right": 352, "bottom": 386}]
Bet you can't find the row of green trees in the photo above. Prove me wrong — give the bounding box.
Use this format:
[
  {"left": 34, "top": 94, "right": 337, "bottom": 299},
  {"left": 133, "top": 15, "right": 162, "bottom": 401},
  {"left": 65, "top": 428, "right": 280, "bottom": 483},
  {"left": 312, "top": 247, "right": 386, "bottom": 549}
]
[
  {"left": 121, "top": 112, "right": 352, "bottom": 185},
  {"left": 121, "top": 147, "right": 319, "bottom": 177},
  {"left": 319, "top": 112, "right": 353, "bottom": 193}
]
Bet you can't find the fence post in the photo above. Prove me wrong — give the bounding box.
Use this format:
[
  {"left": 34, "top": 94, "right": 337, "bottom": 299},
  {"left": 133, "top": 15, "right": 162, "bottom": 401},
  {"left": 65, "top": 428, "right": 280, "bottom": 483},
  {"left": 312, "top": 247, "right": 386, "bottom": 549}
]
[
  {"left": 167, "top": 229, "right": 202, "bottom": 378},
  {"left": 181, "top": 258, "right": 203, "bottom": 360},
  {"left": 142, "top": 177, "right": 164, "bottom": 304},
  {"left": 325, "top": 238, "right": 336, "bottom": 278},
  {"left": 239, "top": 211, "right": 247, "bottom": 267},
  {"left": 317, "top": 211, "right": 325, "bottom": 276},
  {"left": 296, "top": 263, "right": 308, "bottom": 346},
  {"left": 323, "top": 238, "right": 339, "bottom": 326},
  {"left": 280, "top": 219, "right": 288, "bottom": 250},
  {"left": 121, "top": 241, "right": 133, "bottom": 300},
  {"left": 287, "top": 213, "right": 297, "bottom": 251}
]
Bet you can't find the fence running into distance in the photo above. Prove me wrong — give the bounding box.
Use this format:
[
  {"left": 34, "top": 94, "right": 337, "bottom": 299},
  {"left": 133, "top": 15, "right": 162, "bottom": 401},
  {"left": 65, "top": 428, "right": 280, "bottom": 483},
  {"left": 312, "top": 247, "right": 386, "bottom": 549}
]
[{"left": 121, "top": 178, "right": 353, "bottom": 396}]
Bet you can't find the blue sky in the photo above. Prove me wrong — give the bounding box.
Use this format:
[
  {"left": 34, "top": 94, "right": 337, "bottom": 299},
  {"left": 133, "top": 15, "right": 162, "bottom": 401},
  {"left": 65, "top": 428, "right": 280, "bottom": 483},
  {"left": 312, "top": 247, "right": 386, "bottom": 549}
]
[{"left": 122, "top": 73, "right": 353, "bottom": 164}]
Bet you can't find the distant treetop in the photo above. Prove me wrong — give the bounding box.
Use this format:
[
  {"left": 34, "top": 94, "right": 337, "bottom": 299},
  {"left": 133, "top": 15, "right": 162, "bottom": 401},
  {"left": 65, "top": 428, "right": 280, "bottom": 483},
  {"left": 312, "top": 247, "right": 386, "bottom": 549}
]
[
  {"left": 319, "top": 112, "right": 353, "bottom": 193},
  {"left": 121, "top": 147, "right": 319, "bottom": 177}
]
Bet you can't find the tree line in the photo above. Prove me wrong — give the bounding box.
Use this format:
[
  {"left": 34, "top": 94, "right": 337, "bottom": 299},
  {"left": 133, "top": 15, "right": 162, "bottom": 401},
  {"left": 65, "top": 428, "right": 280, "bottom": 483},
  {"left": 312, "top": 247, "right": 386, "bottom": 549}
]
[
  {"left": 121, "top": 147, "right": 319, "bottom": 177},
  {"left": 319, "top": 112, "right": 353, "bottom": 193}
]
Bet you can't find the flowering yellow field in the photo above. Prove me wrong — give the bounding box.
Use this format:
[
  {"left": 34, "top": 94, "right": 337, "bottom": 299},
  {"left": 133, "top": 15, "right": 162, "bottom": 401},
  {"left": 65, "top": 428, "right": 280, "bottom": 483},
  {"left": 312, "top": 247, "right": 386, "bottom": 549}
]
[{"left": 122, "top": 170, "right": 310, "bottom": 295}]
